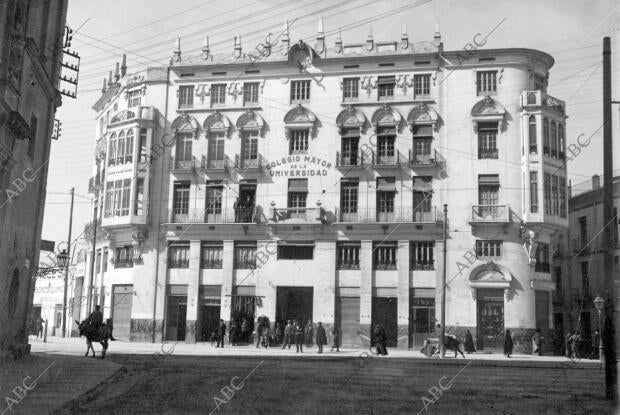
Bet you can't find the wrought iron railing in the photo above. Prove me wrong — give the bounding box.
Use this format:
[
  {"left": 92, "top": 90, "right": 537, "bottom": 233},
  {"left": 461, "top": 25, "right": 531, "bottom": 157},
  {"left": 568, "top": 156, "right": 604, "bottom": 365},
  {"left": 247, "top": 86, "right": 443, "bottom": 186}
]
[{"left": 471, "top": 205, "right": 511, "bottom": 222}]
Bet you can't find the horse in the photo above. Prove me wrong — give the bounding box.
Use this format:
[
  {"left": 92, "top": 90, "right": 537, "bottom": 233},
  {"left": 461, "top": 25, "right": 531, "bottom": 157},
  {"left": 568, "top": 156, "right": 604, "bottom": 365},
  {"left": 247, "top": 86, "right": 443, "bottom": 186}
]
[
  {"left": 421, "top": 334, "right": 466, "bottom": 358},
  {"left": 76, "top": 320, "right": 112, "bottom": 359}
]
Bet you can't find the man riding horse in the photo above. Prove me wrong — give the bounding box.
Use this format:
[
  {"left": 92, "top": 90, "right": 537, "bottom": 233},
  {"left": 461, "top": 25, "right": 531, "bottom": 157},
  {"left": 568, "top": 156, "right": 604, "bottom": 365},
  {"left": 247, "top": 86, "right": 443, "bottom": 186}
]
[{"left": 76, "top": 305, "right": 115, "bottom": 358}]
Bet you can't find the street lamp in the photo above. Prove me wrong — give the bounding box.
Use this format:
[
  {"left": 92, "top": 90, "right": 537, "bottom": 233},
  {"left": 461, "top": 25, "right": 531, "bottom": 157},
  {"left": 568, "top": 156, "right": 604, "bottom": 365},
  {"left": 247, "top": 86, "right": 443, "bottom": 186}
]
[
  {"left": 594, "top": 295, "right": 605, "bottom": 362},
  {"left": 57, "top": 249, "right": 69, "bottom": 268}
]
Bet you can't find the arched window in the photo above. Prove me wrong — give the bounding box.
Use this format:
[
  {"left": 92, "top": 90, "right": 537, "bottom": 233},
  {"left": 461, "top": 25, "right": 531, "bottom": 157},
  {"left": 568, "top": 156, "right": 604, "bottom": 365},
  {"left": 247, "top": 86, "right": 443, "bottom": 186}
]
[
  {"left": 108, "top": 132, "right": 117, "bottom": 166},
  {"left": 543, "top": 118, "right": 550, "bottom": 156},
  {"left": 117, "top": 131, "right": 126, "bottom": 164},
  {"left": 7, "top": 269, "right": 19, "bottom": 318},
  {"left": 558, "top": 124, "right": 565, "bottom": 160},
  {"left": 550, "top": 121, "right": 557, "bottom": 158},
  {"left": 528, "top": 116, "right": 537, "bottom": 154},
  {"left": 125, "top": 129, "right": 134, "bottom": 164}
]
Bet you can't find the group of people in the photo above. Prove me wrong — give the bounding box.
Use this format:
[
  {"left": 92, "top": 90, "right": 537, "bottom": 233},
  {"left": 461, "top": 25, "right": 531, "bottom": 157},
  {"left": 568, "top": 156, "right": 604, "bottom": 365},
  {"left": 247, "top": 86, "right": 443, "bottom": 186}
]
[
  {"left": 565, "top": 329, "right": 600, "bottom": 359},
  {"left": 461, "top": 328, "right": 545, "bottom": 358}
]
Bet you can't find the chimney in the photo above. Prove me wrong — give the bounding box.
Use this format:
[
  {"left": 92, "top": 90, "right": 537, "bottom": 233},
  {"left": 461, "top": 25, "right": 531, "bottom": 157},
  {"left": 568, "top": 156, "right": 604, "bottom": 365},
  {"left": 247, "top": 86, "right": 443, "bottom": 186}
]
[
  {"left": 433, "top": 23, "right": 442, "bottom": 47},
  {"left": 201, "top": 36, "right": 210, "bottom": 60},
  {"left": 173, "top": 37, "right": 181, "bottom": 62},
  {"left": 114, "top": 62, "right": 120, "bottom": 83},
  {"left": 592, "top": 174, "right": 601, "bottom": 190},
  {"left": 234, "top": 34, "right": 242, "bottom": 59},
  {"left": 101, "top": 78, "right": 107, "bottom": 93},
  {"left": 281, "top": 20, "right": 290, "bottom": 55},
  {"left": 120, "top": 53, "right": 127, "bottom": 77},
  {"left": 334, "top": 27, "right": 343, "bottom": 53},
  {"left": 315, "top": 18, "right": 325, "bottom": 56},
  {"left": 366, "top": 26, "right": 374, "bottom": 51},
  {"left": 401, "top": 23, "right": 409, "bottom": 49}
]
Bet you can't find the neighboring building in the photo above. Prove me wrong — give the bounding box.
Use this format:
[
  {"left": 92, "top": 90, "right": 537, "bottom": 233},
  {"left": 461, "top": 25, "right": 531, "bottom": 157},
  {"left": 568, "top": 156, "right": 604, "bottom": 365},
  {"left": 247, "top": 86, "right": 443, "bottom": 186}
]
[
  {"left": 0, "top": 0, "right": 69, "bottom": 360},
  {"left": 555, "top": 174, "right": 620, "bottom": 357},
  {"left": 85, "top": 22, "right": 568, "bottom": 353}
]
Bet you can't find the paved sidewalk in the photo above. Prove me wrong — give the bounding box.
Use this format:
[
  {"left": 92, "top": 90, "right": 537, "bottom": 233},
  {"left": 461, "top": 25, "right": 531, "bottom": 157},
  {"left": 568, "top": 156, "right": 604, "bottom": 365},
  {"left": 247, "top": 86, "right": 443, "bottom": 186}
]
[
  {"left": 31, "top": 335, "right": 600, "bottom": 368},
  {"left": 0, "top": 351, "right": 120, "bottom": 415}
]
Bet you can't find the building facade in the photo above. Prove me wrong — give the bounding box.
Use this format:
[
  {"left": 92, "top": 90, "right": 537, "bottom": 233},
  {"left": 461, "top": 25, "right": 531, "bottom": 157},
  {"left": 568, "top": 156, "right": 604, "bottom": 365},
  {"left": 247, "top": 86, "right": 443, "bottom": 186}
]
[
  {"left": 0, "top": 0, "right": 68, "bottom": 359},
  {"left": 86, "top": 24, "right": 568, "bottom": 353}
]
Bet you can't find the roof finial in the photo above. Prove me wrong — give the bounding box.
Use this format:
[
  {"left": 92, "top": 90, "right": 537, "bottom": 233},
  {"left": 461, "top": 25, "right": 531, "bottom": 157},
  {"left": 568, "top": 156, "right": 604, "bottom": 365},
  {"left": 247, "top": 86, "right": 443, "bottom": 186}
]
[
  {"left": 315, "top": 17, "right": 325, "bottom": 56},
  {"left": 108, "top": 70, "right": 113, "bottom": 85},
  {"left": 234, "top": 34, "right": 242, "bottom": 59},
  {"left": 114, "top": 62, "right": 120, "bottom": 82},
  {"left": 120, "top": 53, "right": 127, "bottom": 77},
  {"left": 201, "top": 36, "right": 210, "bottom": 61},
  {"left": 433, "top": 23, "right": 441, "bottom": 46},
  {"left": 281, "top": 20, "right": 290, "bottom": 55},
  {"left": 366, "top": 25, "right": 374, "bottom": 51},
  {"left": 101, "top": 77, "right": 107, "bottom": 93},
  {"left": 401, "top": 23, "right": 409, "bottom": 49},
  {"left": 173, "top": 37, "right": 181, "bottom": 63},
  {"left": 335, "top": 27, "right": 343, "bottom": 53}
]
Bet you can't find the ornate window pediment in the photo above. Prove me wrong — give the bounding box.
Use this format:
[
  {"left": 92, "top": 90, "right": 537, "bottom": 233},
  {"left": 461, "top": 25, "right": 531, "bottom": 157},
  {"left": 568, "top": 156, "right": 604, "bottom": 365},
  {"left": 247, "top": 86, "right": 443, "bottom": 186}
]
[
  {"left": 171, "top": 113, "right": 199, "bottom": 135},
  {"left": 336, "top": 105, "right": 365, "bottom": 132},
  {"left": 287, "top": 40, "right": 320, "bottom": 71},
  {"left": 236, "top": 109, "right": 264, "bottom": 133},
  {"left": 203, "top": 111, "right": 231, "bottom": 135},
  {"left": 469, "top": 261, "right": 512, "bottom": 289},
  {"left": 284, "top": 104, "right": 316, "bottom": 130},
  {"left": 110, "top": 110, "right": 136, "bottom": 124},
  {"left": 407, "top": 103, "right": 439, "bottom": 131},
  {"left": 471, "top": 96, "right": 506, "bottom": 131},
  {"left": 371, "top": 104, "right": 401, "bottom": 129}
]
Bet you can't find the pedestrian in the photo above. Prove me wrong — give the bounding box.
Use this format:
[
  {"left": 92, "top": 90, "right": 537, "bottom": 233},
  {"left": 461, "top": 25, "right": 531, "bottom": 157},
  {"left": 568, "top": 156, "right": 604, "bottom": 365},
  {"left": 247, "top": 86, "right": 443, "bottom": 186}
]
[
  {"left": 569, "top": 331, "right": 581, "bottom": 359},
  {"left": 241, "top": 318, "right": 250, "bottom": 343},
  {"left": 504, "top": 329, "right": 513, "bottom": 358},
  {"left": 330, "top": 326, "right": 340, "bottom": 352},
  {"left": 282, "top": 319, "right": 293, "bottom": 349},
  {"left": 36, "top": 317, "right": 44, "bottom": 339},
  {"left": 106, "top": 318, "right": 117, "bottom": 341},
  {"left": 591, "top": 331, "right": 600, "bottom": 359},
  {"left": 229, "top": 321, "right": 239, "bottom": 346},
  {"left": 532, "top": 328, "right": 543, "bottom": 356},
  {"left": 216, "top": 319, "right": 226, "bottom": 348},
  {"left": 315, "top": 322, "right": 327, "bottom": 353},
  {"left": 295, "top": 320, "right": 304, "bottom": 353},
  {"left": 565, "top": 330, "right": 574, "bottom": 358},
  {"left": 374, "top": 324, "right": 388, "bottom": 356},
  {"left": 304, "top": 320, "right": 314, "bottom": 347},
  {"left": 275, "top": 321, "right": 283, "bottom": 344},
  {"left": 464, "top": 329, "right": 476, "bottom": 354}
]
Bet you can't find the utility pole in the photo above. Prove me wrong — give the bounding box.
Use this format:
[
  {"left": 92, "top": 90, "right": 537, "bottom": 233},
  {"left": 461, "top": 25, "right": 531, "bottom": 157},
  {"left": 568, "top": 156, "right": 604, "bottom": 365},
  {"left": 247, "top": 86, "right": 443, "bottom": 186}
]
[
  {"left": 61, "top": 187, "right": 74, "bottom": 338},
  {"left": 602, "top": 36, "right": 617, "bottom": 402},
  {"left": 86, "top": 194, "right": 98, "bottom": 315},
  {"left": 441, "top": 204, "right": 447, "bottom": 358}
]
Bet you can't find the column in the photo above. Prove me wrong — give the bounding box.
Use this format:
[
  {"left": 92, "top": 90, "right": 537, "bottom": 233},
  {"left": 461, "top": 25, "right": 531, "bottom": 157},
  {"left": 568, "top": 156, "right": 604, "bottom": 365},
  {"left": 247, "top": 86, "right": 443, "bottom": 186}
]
[
  {"left": 313, "top": 241, "right": 336, "bottom": 335},
  {"left": 220, "top": 240, "right": 234, "bottom": 322},
  {"left": 360, "top": 240, "right": 373, "bottom": 346},
  {"left": 185, "top": 240, "right": 200, "bottom": 343},
  {"left": 397, "top": 240, "right": 410, "bottom": 349}
]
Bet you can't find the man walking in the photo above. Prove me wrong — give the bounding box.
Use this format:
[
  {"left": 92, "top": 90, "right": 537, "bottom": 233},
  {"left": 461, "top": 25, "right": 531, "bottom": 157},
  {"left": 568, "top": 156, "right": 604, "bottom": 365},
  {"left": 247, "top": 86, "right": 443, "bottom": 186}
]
[
  {"left": 294, "top": 320, "right": 304, "bottom": 353},
  {"left": 282, "top": 319, "right": 293, "bottom": 350},
  {"left": 330, "top": 326, "right": 340, "bottom": 352},
  {"left": 532, "top": 328, "right": 543, "bottom": 356},
  {"left": 315, "top": 322, "right": 327, "bottom": 353},
  {"left": 216, "top": 319, "right": 226, "bottom": 348}
]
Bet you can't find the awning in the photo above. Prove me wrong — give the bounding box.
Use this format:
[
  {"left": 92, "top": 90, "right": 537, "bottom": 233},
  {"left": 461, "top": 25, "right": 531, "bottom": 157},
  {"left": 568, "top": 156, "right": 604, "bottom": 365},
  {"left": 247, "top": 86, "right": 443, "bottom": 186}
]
[
  {"left": 478, "top": 174, "right": 500, "bottom": 185},
  {"left": 411, "top": 288, "right": 435, "bottom": 298},
  {"left": 376, "top": 177, "right": 396, "bottom": 191},
  {"left": 277, "top": 240, "right": 315, "bottom": 246},
  {"left": 288, "top": 178, "right": 308, "bottom": 192},
  {"left": 377, "top": 76, "right": 395, "bottom": 85},
  {"left": 413, "top": 176, "right": 433, "bottom": 191},
  {"left": 168, "top": 284, "right": 188, "bottom": 296},
  {"left": 377, "top": 126, "right": 396, "bottom": 136},
  {"left": 234, "top": 286, "right": 256, "bottom": 296},
  {"left": 200, "top": 285, "right": 222, "bottom": 300},
  {"left": 341, "top": 128, "right": 360, "bottom": 138},
  {"left": 412, "top": 125, "right": 433, "bottom": 137}
]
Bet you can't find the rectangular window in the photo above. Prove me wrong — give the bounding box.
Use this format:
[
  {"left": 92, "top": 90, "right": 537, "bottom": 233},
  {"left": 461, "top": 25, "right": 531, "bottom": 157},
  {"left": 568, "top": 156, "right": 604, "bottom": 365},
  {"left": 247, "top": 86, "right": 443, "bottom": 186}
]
[
  {"left": 530, "top": 171, "right": 538, "bottom": 213},
  {"left": 376, "top": 128, "right": 395, "bottom": 164},
  {"left": 96, "top": 250, "right": 102, "bottom": 273},
  {"left": 234, "top": 242, "right": 257, "bottom": 269},
  {"left": 553, "top": 266, "right": 562, "bottom": 292},
  {"left": 535, "top": 243, "right": 550, "bottom": 273},
  {"left": 528, "top": 116, "right": 537, "bottom": 154},
  {"left": 290, "top": 80, "right": 310, "bottom": 103},
  {"left": 277, "top": 242, "right": 314, "bottom": 260},
  {"left": 201, "top": 242, "right": 223, "bottom": 269},
  {"left": 377, "top": 76, "right": 395, "bottom": 101},
  {"left": 475, "top": 240, "right": 502, "bottom": 259},
  {"left": 413, "top": 176, "right": 433, "bottom": 222},
  {"left": 578, "top": 216, "right": 587, "bottom": 247},
  {"left": 139, "top": 128, "right": 147, "bottom": 163},
  {"left": 114, "top": 246, "right": 134, "bottom": 268},
  {"left": 121, "top": 179, "right": 131, "bottom": 216},
  {"left": 580, "top": 261, "right": 589, "bottom": 294},
  {"left": 175, "top": 134, "right": 193, "bottom": 167},
  {"left": 550, "top": 122, "right": 558, "bottom": 159},
  {"left": 534, "top": 75, "right": 545, "bottom": 92},
  {"left": 211, "top": 84, "right": 226, "bottom": 106},
  {"left": 476, "top": 70, "right": 497, "bottom": 95},
  {"left": 373, "top": 241, "right": 397, "bottom": 270},
  {"left": 205, "top": 181, "right": 223, "bottom": 222},
  {"left": 207, "top": 132, "right": 225, "bottom": 168},
  {"left": 28, "top": 114, "right": 38, "bottom": 159},
  {"left": 287, "top": 179, "right": 307, "bottom": 219},
  {"left": 241, "top": 131, "right": 259, "bottom": 168},
  {"left": 128, "top": 90, "right": 141, "bottom": 107},
  {"left": 168, "top": 242, "right": 190, "bottom": 268},
  {"left": 543, "top": 119, "right": 550, "bottom": 156},
  {"left": 289, "top": 130, "right": 309, "bottom": 154},
  {"left": 376, "top": 177, "right": 395, "bottom": 222},
  {"left": 243, "top": 82, "right": 259, "bottom": 105},
  {"left": 336, "top": 242, "right": 360, "bottom": 269},
  {"left": 544, "top": 172, "right": 552, "bottom": 215},
  {"left": 134, "top": 178, "right": 144, "bottom": 215},
  {"left": 173, "top": 181, "right": 190, "bottom": 218},
  {"left": 478, "top": 122, "right": 498, "bottom": 159},
  {"left": 178, "top": 85, "right": 194, "bottom": 108},
  {"left": 559, "top": 177, "right": 567, "bottom": 218},
  {"left": 340, "top": 180, "right": 358, "bottom": 220},
  {"left": 413, "top": 74, "right": 431, "bottom": 98},
  {"left": 340, "top": 134, "right": 359, "bottom": 165},
  {"left": 410, "top": 241, "right": 434, "bottom": 270},
  {"left": 342, "top": 78, "right": 359, "bottom": 102},
  {"left": 551, "top": 175, "right": 559, "bottom": 215},
  {"left": 102, "top": 248, "right": 108, "bottom": 273}
]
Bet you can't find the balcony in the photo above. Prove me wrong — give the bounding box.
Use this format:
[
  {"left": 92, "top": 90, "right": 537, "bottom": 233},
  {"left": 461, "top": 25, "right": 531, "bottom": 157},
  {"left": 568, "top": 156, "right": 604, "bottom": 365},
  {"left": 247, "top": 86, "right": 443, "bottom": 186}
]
[
  {"left": 168, "top": 156, "right": 198, "bottom": 172},
  {"left": 88, "top": 169, "right": 105, "bottom": 194},
  {"left": 335, "top": 150, "right": 371, "bottom": 169},
  {"left": 235, "top": 154, "right": 265, "bottom": 171},
  {"left": 478, "top": 149, "right": 498, "bottom": 159},
  {"left": 200, "top": 155, "right": 231, "bottom": 171},
  {"left": 95, "top": 137, "right": 107, "bottom": 161},
  {"left": 201, "top": 259, "right": 223, "bottom": 269},
  {"left": 169, "top": 208, "right": 257, "bottom": 224},
  {"left": 520, "top": 91, "right": 566, "bottom": 115},
  {"left": 114, "top": 258, "right": 134, "bottom": 268},
  {"left": 373, "top": 151, "right": 401, "bottom": 168},
  {"left": 337, "top": 207, "right": 442, "bottom": 223},
  {"left": 270, "top": 207, "right": 323, "bottom": 224},
  {"left": 408, "top": 149, "right": 438, "bottom": 167},
  {"left": 470, "top": 205, "right": 512, "bottom": 224},
  {"left": 571, "top": 238, "right": 590, "bottom": 255},
  {"left": 410, "top": 261, "right": 435, "bottom": 271}
]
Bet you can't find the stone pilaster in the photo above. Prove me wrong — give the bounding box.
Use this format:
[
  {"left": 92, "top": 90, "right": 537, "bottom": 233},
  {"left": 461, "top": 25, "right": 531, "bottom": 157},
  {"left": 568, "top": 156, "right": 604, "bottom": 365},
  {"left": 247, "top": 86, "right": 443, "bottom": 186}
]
[
  {"left": 185, "top": 240, "right": 200, "bottom": 343},
  {"left": 313, "top": 241, "right": 336, "bottom": 326},
  {"left": 397, "top": 240, "right": 410, "bottom": 349},
  {"left": 360, "top": 240, "right": 373, "bottom": 345},
  {"left": 220, "top": 240, "right": 234, "bottom": 323}
]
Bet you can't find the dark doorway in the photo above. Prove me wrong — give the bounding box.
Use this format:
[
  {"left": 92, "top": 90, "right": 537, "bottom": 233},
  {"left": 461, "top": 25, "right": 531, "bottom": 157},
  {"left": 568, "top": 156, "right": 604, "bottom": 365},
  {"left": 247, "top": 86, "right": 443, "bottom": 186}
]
[
  {"left": 335, "top": 297, "right": 360, "bottom": 347},
  {"left": 199, "top": 305, "right": 220, "bottom": 342},
  {"left": 409, "top": 297, "right": 435, "bottom": 349},
  {"left": 476, "top": 289, "right": 504, "bottom": 350},
  {"left": 231, "top": 296, "right": 257, "bottom": 344},
  {"left": 553, "top": 313, "right": 564, "bottom": 355},
  {"left": 165, "top": 296, "right": 187, "bottom": 341},
  {"left": 578, "top": 311, "right": 591, "bottom": 357},
  {"left": 276, "top": 287, "right": 313, "bottom": 327},
  {"left": 371, "top": 297, "right": 397, "bottom": 347},
  {"left": 236, "top": 183, "right": 256, "bottom": 223}
]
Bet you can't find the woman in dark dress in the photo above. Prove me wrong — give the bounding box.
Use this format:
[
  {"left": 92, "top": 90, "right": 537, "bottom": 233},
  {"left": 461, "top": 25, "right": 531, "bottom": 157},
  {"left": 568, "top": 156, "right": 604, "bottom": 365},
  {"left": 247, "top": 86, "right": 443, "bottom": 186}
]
[
  {"left": 464, "top": 329, "right": 476, "bottom": 354},
  {"left": 504, "top": 329, "right": 513, "bottom": 358}
]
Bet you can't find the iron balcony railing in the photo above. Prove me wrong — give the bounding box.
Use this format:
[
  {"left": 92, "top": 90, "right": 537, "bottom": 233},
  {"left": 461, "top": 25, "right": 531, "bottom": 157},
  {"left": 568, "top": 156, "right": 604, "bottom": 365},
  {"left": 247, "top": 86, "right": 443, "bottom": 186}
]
[
  {"left": 168, "top": 258, "right": 190, "bottom": 269},
  {"left": 471, "top": 205, "right": 511, "bottom": 223},
  {"left": 373, "top": 151, "right": 401, "bottom": 166},
  {"left": 410, "top": 261, "right": 435, "bottom": 271},
  {"left": 478, "top": 149, "right": 499, "bottom": 159},
  {"left": 408, "top": 149, "right": 437, "bottom": 166},
  {"left": 534, "top": 262, "right": 550, "bottom": 273},
  {"left": 571, "top": 238, "right": 590, "bottom": 254},
  {"left": 114, "top": 258, "right": 134, "bottom": 268},
  {"left": 200, "top": 259, "right": 223, "bottom": 269},
  {"left": 270, "top": 207, "right": 323, "bottom": 224},
  {"left": 169, "top": 208, "right": 257, "bottom": 224},
  {"left": 168, "top": 155, "right": 198, "bottom": 171},
  {"left": 201, "top": 155, "right": 231, "bottom": 171},
  {"left": 335, "top": 150, "right": 371, "bottom": 168},
  {"left": 337, "top": 207, "right": 442, "bottom": 223},
  {"left": 235, "top": 154, "right": 265, "bottom": 170}
]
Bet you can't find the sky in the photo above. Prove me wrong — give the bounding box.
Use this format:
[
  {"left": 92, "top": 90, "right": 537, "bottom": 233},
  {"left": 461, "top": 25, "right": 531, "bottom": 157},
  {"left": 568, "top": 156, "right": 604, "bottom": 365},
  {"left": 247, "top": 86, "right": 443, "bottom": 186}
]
[{"left": 41, "top": 0, "right": 620, "bottom": 248}]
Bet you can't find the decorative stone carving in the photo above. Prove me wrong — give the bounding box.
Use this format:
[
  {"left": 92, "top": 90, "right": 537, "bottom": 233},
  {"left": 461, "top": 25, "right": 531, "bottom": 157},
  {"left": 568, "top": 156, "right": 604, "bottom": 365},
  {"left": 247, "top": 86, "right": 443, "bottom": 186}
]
[
  {"left": 196, "top": 84, "right": 210, "bottom": 103},
  {"left": 171, "top": 112, "right": 199, "bottom": 133},
  {"left": 236, "top": 109, "right": 264, "bottom": 133},
  {"left": 204, "top": 111, "right": 231, "bottom": 135},
  {"left": 397, "top": 74, "right": 408, "bottom": 93},
  {"left": 335, "top": 105, "right": 365, "bottom": 130},
  {"left": 227, "top": 82, "right": 242, "bottom": 102},
  {"left": 361, "top": 76, "right": 376, "bottom": 96},
  {"left": 110, "top": 110, "right": 135, "bottom": 124}
]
